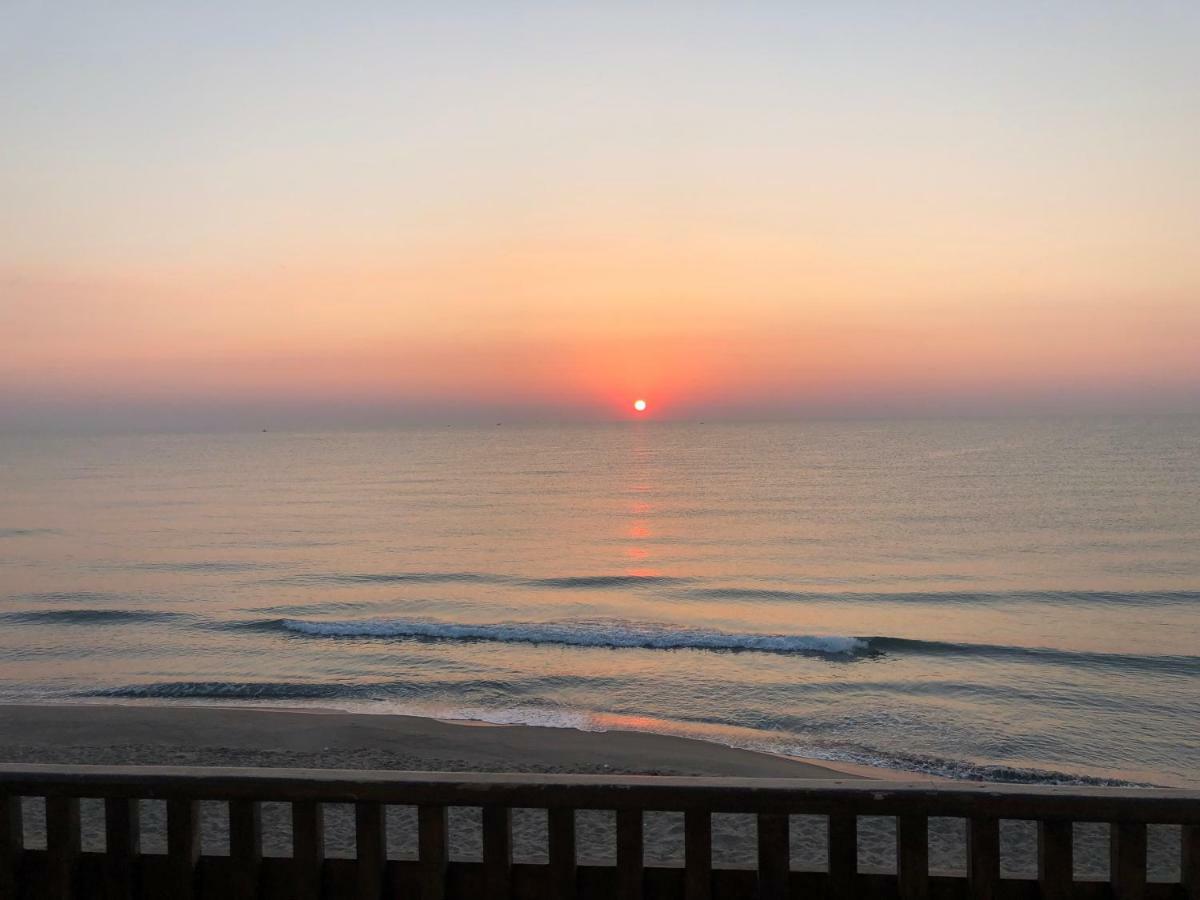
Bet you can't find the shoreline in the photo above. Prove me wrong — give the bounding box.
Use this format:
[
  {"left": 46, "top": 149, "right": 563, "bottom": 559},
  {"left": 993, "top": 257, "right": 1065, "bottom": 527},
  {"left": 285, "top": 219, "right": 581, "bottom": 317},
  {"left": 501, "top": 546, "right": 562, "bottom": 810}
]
[{"left": 0, "top": 702, "right": 897, "bottom": 779}]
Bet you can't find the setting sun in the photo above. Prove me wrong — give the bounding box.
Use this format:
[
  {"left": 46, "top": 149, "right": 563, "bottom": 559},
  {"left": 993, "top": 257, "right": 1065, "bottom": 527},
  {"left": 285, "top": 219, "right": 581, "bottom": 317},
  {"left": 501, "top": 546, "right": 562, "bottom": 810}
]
[{"left": 633, "top": 399, "right": 647, "bottom": 412}]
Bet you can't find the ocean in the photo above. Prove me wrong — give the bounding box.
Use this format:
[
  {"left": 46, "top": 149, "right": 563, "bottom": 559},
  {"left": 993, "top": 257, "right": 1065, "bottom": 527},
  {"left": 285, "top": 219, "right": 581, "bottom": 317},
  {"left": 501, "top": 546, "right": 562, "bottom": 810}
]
[{"left": 1, "top": 418, "right": 1197, "bottom": 788}]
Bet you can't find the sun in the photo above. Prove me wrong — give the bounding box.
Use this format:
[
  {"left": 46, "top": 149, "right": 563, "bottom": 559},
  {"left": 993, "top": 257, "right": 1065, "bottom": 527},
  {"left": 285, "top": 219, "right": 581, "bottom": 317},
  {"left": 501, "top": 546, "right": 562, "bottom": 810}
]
[{"left": 633, "top": 399, "right": 647, "bottom": 412}]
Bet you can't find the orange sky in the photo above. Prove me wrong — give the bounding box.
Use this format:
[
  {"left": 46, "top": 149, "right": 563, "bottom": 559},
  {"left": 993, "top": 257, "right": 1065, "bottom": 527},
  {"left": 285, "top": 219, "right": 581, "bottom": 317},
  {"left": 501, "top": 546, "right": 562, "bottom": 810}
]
[{"left": 2, "top": 4, "right": 1198, "bottom": 428}]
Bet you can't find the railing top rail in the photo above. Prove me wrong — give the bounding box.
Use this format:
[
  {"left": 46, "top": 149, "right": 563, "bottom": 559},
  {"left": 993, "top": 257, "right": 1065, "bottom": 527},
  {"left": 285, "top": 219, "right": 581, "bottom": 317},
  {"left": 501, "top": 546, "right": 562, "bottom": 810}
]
[{"left": 1, "top": 764, "right": 1197, "bottom": 823}]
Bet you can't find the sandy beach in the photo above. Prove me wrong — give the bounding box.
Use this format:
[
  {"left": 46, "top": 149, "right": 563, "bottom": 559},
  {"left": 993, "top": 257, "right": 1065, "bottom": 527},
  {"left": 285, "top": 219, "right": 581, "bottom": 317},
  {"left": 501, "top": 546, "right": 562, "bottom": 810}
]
[
  {"left": 0, "top": 704, "right": 1183, "bottom": 879},
  {"left": 0, "top": 703, "right": 866, "bottom": 778}
]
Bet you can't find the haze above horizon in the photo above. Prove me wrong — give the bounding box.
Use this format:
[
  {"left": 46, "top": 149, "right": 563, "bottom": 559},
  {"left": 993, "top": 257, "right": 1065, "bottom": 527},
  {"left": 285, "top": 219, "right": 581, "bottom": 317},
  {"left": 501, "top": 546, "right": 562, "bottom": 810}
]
[{"left": 3, "top": 2, "right": 1198, "bottom": 430}]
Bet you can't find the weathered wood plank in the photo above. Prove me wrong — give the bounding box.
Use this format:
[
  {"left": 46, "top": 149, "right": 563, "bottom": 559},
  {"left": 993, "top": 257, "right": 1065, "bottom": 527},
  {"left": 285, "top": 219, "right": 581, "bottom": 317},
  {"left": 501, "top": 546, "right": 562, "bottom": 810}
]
[
  {"left": 548, "top": 807, "right": 576, "bottom": 899},
  {"left": 292, "top": 799, "right": 325, "bottom": 900},
  {"left": 0, "top": 794, "right": 22, "bottom": 900},
  {"left": 897, "top": 813, "right": 928, "bottom": 900},
  {"left": 46, "top": 796, "right": 81, "bottom": 900},
  {"left": 1038, "top": 819, "right": 1073, "bottom": 900},
  {"left": 168, "top": 798, "right": 200, "bottom": 900},
  {"left": 483, "top": 806, "right": 512, "bottom": 899},
  {"left": 966, "top": 816, "right": 998, "bottom": 900},
  {"left": 755, "top": 812, "right": 788, "bottom": 900},
  {"left": 2, "top": 766, "right": 1197, "bottom": 823},
  {"left": 355, "top": 801, "right": 386, "bottom": 900},
  {"left": 228, "top": 800, "right": 261, "bottom": 900},
  {"left": 418, "top": 804, "right": 448, "bottom": 900},
  {"left": 684, "top": 810, "right": 711, "bottom": 900},
  {"left": 104, "top": 798, "right": 140, "bottom": 900},
  {"left": 616, "top": 808, "right": 643, "bottom": 900},
  {"left": 827, "top": 813, "right": 857, "bottom": 900},
  {"left": 11, "top": 853, "right": 1200, "bottom": 900},
  {"left": 1183, "top": 824, "right": 1200, "bottom": 900},
  {"left": 1110, "top": 821, "right": 1146, "bottom": 900}
]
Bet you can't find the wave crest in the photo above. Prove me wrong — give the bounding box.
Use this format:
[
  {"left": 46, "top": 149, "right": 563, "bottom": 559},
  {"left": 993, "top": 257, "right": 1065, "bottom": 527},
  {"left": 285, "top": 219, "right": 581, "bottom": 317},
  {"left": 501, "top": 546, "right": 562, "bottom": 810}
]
[{"left": 277, "top": 617, "right": 867, "bottom": 656}]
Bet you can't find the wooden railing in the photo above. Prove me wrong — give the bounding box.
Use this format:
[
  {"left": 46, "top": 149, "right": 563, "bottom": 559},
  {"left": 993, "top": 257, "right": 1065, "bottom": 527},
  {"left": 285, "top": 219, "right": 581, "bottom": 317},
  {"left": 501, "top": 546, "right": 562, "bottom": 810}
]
[{"left": 1, "top": 764, "right": 1198, "bottom": 899}]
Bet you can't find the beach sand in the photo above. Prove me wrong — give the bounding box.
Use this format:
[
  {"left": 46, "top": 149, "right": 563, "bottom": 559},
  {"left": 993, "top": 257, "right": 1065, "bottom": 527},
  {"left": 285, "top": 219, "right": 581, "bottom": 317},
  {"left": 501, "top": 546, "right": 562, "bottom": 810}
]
[{"left": 0, "top": 704, "right": 1182, "bottom": 879}]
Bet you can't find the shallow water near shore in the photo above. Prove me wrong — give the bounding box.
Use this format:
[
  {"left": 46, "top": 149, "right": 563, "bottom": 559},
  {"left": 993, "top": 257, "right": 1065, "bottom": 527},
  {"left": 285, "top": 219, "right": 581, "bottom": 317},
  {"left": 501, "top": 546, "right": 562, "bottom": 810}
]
[{"left": 1, "top": 418, "right": 1198, "bottom": 787}]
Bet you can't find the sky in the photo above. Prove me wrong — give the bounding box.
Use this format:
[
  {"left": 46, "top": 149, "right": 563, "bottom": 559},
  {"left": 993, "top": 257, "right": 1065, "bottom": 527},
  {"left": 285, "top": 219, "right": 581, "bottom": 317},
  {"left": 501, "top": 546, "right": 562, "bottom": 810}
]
[{"left": 2, "top": 1, "right": 1198, "bottom": 429}]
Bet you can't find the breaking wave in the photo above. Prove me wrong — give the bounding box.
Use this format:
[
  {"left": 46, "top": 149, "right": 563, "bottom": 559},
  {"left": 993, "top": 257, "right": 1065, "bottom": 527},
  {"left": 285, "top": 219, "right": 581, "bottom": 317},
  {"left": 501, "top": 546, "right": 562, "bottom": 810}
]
[{"left": 272, "top": 617, "right": 868, "bottom": 655}]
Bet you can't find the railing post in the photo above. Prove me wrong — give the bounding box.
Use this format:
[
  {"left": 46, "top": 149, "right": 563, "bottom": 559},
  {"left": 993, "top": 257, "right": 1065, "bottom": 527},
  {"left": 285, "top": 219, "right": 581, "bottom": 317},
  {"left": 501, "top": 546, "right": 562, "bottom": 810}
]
[
  {"left": 827, "top": 813, "right": 857, "bottom": 899},
  {"left": 104, "top": 798, "right": 141, "bottom": 900},
  {"left": 685, "top": 810, "right": 712, "bottom": 900},
  {"left": 355, "top": 802, "right": 386, "bottom": 900},
  {"left": 1110, "top": 821, "right": 1146, "bottom": 900},
  {"left": 756, "top": 813, "right": 789, "bottom": 900},
  {"left": 897, "top": 813, "right": 928, "bottom": 900},
  {"left": 1, "top": 795, "right": 23, "bottom": 900},
  {"left": 966, "top": 816, "right": 999, "bottom": 900},
  {"left": 483, "top": 806, "right": 512, "bottom": 898},
  {"left": 46, "top": 796, "right": 81, "bottom": 900},
  {"left": 418, "top": 805, "right": 448, "bottom": 900},
  {"left": 1183, "top": 824, "right": 1200, "bottom": 900},
  {"left": 229, "top": 800, "right": 262, "bottom": 900},
  {"left": 1038, "top": 820, "right": 1073, "bottom": 900},
  {"left": 548, "top": 807, "right": 577, "bottom": 899},
  {"left": 167, "top": 799, "right": 200, "bottom": 900},
  {"left": 616, "top": 808, "right": 643, "bottom": 900},
  {"left": 292, "top": 800, "right": 325, "bottom": 900}
]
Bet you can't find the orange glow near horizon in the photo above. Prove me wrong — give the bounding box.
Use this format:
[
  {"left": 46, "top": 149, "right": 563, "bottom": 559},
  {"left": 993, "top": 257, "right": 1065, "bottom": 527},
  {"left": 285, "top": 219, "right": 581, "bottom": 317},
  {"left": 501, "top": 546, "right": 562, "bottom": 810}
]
[{"left": 2, "top": 5, "right": 1198, "bottom": 428}]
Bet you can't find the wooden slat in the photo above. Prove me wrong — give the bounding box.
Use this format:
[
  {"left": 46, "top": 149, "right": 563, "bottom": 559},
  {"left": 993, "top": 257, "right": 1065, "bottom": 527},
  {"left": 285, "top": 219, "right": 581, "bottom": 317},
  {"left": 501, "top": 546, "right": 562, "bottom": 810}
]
[
  {"left": 548, "top": 807, "right": 576, "bottom": 899},
  {"left": 756, "top": 812, "right": 789, "bottom": 900},
  {"left": 229, "top": 800, "right": 262, "bottom": 900},
  {"left": 46, "top": 795, "right": 81, "bottom": 900},
  {"left": 685, "top": 810, "right": 711, "bottom": 900},
  {"left": 418, "top": 805, "right": 448, "bottom": 900},
  {"left": 827, "top": 813, "right": 857, "bottom": 899},
  {"left": 1111, "top": 821, "right": 1147, "bottom": 900},
  {"left": 966, "top": 816, "right": 999, "bottom": 900},
  {"left": 1038, "top": 819, "right": 1073, "bottom": 900},
  {"left": 483, "top": 806, "right": 512, "bottom": 898},
  {"left": 167, "top": 798, "right": 200, "bottom": 900},
  {"left": 104, "top": 798, "right": 140, "bottom": 900},
  {"left": 616, "top": 808, "right": 643, "bottom": 900},
  {"left": 292, "top": 800, "right": 325, "bottom": 900},
  {"left": 896, "top": 813, "right": 928, "bottom": 900},
  {"left": 355, "top": 801, "right": 386, "bottom": 900},
  {"left": 1183, "top": 824, "right": 1200, "bottom": 900},
  {"left": 1, "top": 795, "right": 24, "bottom": 900},
  {"left": 2, "top": 765, "right": 1199, "bottom": 823}
]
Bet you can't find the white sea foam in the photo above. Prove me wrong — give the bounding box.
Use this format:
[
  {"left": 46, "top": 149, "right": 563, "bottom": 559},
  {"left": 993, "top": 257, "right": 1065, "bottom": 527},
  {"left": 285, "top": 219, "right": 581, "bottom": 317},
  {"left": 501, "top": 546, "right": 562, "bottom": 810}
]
[{"left": 279, "top": 617, "right": 867, "bottom": 655}]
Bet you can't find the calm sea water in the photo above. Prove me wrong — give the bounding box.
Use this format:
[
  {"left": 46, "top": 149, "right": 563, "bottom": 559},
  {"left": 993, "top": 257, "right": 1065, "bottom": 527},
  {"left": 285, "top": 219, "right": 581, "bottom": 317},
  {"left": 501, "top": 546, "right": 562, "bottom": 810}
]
[{"left": 1, "top": 419, "right": 1197, "bottom": 787}]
